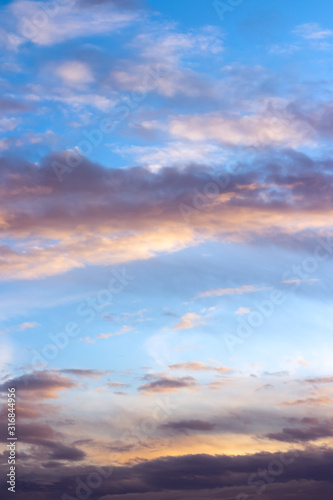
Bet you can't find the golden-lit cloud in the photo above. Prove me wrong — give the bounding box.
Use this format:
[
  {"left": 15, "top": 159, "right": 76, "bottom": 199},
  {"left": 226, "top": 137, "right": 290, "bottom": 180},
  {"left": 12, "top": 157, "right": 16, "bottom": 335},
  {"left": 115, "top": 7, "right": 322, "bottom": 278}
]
[
  {"left": 2, "top": 155, "right": 333, "bottom": 281},
  {"left": 173, "top": 313, "right": 205, "bottom": 330}
]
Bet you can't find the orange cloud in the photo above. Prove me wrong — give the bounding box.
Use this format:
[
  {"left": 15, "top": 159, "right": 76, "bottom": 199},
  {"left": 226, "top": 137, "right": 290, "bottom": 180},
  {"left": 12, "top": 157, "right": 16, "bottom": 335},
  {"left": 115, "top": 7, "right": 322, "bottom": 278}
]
[{"left": 173, "top": 313, "right": 205, "bottom": 330}]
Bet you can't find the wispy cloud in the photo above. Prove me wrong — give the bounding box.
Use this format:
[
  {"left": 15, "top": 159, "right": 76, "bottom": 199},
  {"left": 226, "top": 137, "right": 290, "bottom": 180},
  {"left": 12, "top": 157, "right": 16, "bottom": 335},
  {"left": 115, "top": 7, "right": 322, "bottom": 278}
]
[
  {"left": 279, "top": 397, "right": 333, "bottom": 406},
  {"left": 173, "top": 313, "right": 205, "bottom": 330},
  {"left": 7, "top": 0, "right": 139, "bottom": 47},
  {"left": 196, "top": 284, "right": 270, "bottom": 299},
  {"left": 18, "top": 321, "right": 40, "bottom": 330},
  {"left": 168, "top": 361, "right": 230, "bottom": 373},
  {"left": 96, "top": 325, "right": 133, "bottom": 339},
  {"left": 293, "top": 23, "right": 333, "bottom": 40},
  {"left": 55, "top": 61, "right": 94, "bottom": 86},
  {"left": 235, "top": 307, "right": 250, "bottom": 315}
]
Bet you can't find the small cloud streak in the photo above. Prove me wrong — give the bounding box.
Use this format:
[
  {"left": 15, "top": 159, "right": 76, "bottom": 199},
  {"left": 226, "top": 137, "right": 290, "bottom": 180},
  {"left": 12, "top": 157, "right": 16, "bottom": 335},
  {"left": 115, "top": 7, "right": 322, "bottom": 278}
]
[
  {"left": 196, "top": 284, "right": 270, "bottom": 299},
  {"left": 138, "top": 375, "right": 197, "bottom": 395},
  {"left": 235, "top": 307, "right": 250, "bottom": 315},
  {"left": 97, "top": 325, "right": 133, "bottom": 339},
  {"left": 168, "top": 361, "right": 230, "bottom": 374},
  {"left": 173, "top": 313, "right": 205, "bottom": 330},
  {"left": 294, "top": 23, "right": 333, "bottom": 40},
  {"left": 18, "top": 322, "right": 40, "bottom": 330}
]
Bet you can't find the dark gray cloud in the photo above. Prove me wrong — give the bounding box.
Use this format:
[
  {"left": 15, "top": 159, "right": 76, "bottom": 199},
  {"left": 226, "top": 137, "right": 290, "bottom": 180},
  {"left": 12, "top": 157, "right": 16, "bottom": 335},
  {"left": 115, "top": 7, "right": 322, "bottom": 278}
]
[
  {"left": 160, "top": 419, "right": 215, "bottom": 434},
  {"left": 41, "top": 440, "right": 86, "bottom": 461},
  {"left": 0, "top": 370, "right": 78, "bottom": 399},
  {"left": 0, "top": 97, "right": 29, "bottom": 114},
  {"left": 266, "top": 417, "right": 333, "bottom": 443},
  {"left": 2, "top": 150, "right": 333, "bottom": 237},
  {"left": 1, "top": 447, "right": 333, "bottom": 499},
  {"left": 138, "top": 375, "right": 197, "bottom": 394},
  {"left": 60, "top": 369, "right": 111, "bottom": 379}
]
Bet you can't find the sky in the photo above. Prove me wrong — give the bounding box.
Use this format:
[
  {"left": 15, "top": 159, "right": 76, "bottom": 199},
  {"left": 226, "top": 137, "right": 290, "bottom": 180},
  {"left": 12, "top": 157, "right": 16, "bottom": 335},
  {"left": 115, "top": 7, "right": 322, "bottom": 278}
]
[{"left": 1, "top": 0, "right": 333, "bottom": 498}]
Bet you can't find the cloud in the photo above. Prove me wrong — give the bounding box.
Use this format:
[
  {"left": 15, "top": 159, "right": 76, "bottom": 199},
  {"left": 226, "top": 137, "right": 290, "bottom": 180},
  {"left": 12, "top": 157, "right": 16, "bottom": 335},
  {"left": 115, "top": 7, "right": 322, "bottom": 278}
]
[
  {"left": 96, "top": 325, "right": 133, "bottom": 339},
  {"left": 80, "top": 336, "right": 96, "bottom": 344},
  {"left": 168, "top": 361, "right": 230, "bottom": 374},
  {"left": 133, "top": 26, "right": 224, "bottom": 63},
  {"left": 59, "top": 369, "right": 111, "bottom": 379},
  {"left": 116, "top": 142, "right": 226, "bottom": 172},
  {"left": 269, "top": 43, "right": 300, "bottom": 55},
  {"left": 1, "top": 422, "right": 86, "bottom": 461},
  {"left": 263, "top": 371, "right": 289, "bottom": 378},
  {"left": 97, "top": 482, "right": 333, "bottom": 500},
  {"left": 266, "top": 418, "right": 333, "bottom": 443},
  {"left": 0, "top": 97, "right": 29, "bottom": 114},
  {"left": 173, "top": 313, "right": 205, "bottom": 330},
  {"left": 8, "top": 0, "right": 139, "bottom": 47},
  {"left": 298, "top": 358, "right": 309, "bottom": 366},
  {"left": 293, "top": 23, "right": 333, "bottom": 40},
  {"left": 235, "top": 307, "right": 250, "bottom": 315},
  {"left": 160, "top": 419, "right": 215, "bottom": 434},
  {"left": 110, "top": 61, "right": 215, "bottom": 99},
  {"left": 107, "top": 25, "right": 223, "bottom": 99},
  {"left": 18, "top": 321, "right": 40, "bottom": 330},
  {"left": 50, "top": 91, "right": 116, "bottom": 111},
  {"left": 279, "top": 396, "right": 333, "bottom": 406},
  {"left": 0, "top": 370, "right": 78, "bottom": 399},
  {"left": 79, "top": 0, "right": 142, "bottom": 8},
  {"left": 173, "top": 345, "right": 204, "bottom": 351},
  {"left": 170, "top": 109, "right": 313, "bottom": 148},
  {"left": 2, "top": 151, "right": 333, "bottom": 280},
  {"left": 55, "top": 61, "right": 94, "bottom": 86},
  {"left": 39, "top": 440, "right": 86, "bottom": 461},
  {"left": 2, "top": 448, "right": 333, "bottom": 499},
  {"left": 196, "top": 285, "right": 269, "bottom": 299},
  {"left": 0, "top": 117, "right": 20, "bottom": 132},
  {"left": 0, "top": 139, "right": 9, "bottom": 151},
  {"left": 138, "top": 375, "right": 197, "bottom": 395}
]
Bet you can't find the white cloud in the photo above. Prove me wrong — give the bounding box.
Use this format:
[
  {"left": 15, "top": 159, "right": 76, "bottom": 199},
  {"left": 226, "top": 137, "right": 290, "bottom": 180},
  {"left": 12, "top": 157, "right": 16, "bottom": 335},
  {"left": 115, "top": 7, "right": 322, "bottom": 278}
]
[
  {"left": 8, "top": 0, "right": 139, "bottom": 46},
  {"left": 293, "top": 23, "right": 333, "bottom": 40},
  {"left": 134, "top": 26, "right": 224, "bottom": 63},
  {"left": 109, "top": 26, "right": 223, "bottom": 98},
  {"left": 269, "top": 43, "right": 300, "bottom": 55},
  {"left": 110, "top": 62, "right": 213, "bottom": 98},
  {"left": 56, "top": 61, "right": 94, "bottom": 86},
  {"left": 0, "top": 117, "right": 20, "bottom": 132},
  {"left": 170, "top": 110, "right": 313, "bottom": 148},
  {"left": 115, "top": 142, "right": 227, "bottom": 171},
  {"left": 51, "top": 93, "right": 117, "bottom": 112}
]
